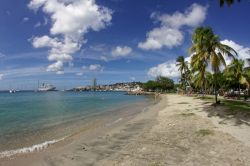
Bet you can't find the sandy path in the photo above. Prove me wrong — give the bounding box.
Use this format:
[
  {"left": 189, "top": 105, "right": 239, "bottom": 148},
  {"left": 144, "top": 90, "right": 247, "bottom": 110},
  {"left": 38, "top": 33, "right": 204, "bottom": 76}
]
[
  {"left": 102, "top": 94, "right": 250, "bottom": 166},
  {"left": 1, "top": 94, "right": 250, "bottom": 166}
]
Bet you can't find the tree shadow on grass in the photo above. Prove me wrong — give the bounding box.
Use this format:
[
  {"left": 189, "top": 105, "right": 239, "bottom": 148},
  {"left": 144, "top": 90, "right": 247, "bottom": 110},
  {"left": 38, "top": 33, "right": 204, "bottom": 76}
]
[{"left": 200, "top": 99, "right": 250, "bottom": 126}]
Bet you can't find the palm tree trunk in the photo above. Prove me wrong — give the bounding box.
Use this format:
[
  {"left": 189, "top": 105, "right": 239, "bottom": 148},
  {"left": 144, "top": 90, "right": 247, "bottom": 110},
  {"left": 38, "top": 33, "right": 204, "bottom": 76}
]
[
  {"left": 204, "top": 81, "right": 206, "bottom": 97},
  {"left": 215, "top": 90, "right": 218, "bottom": 103},
  {"left": 214, "top": 74, "right": 218, "bottom": 104},
  {"left": 238, "top": 83, "right": 241, "bottom": 99}
]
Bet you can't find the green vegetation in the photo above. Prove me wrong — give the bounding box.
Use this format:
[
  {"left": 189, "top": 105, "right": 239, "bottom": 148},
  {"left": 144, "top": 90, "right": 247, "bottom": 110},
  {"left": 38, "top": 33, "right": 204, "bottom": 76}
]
[
  {"left": 221, "top": 100, "right": 250, "bottom": 112},
  {"left": 143, "top": 76, "right": 174, "bottom": 92},
  {"left": 176, "top": 56, "right": 191, "bottom": 90},
  {"left": 143, "top": 27, "right": 250, "bottom": 106},
  {"left": 196, "top": 129, "right": 214, "bottom": 136},
  {"left": 198, "top": 96, "right": 250, "bottom": 113},
  {"left": 224, "top": 59, "right": 250, "bottom": 98},
  {"left": 190, "top": 27, "right": 237, "bottom": 103},
  {"left": 176, "top": 26, "right": 250, "bottom": 104}
]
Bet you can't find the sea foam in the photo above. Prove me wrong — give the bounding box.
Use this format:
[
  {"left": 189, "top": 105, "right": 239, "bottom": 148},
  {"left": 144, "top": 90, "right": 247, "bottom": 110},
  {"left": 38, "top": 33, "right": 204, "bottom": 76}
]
[{"left": 0, "top": 137, "right": 65, "bottom": 159}]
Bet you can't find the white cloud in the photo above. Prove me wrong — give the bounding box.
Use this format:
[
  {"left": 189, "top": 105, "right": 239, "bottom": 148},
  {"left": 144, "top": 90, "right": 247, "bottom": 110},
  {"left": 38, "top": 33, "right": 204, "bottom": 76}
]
[
  {"left": 34, "top": 17, "right": 48, "bottom": 28},
  {"left": 23, "top": 17, "right": 29, "bottom": 22},
  {"left": 82, "top": 64, "right": 104, "bottom": 72},
  {"left": 221, "top": 40, "right": 250, "bottom": 67},
  {"left": 148, "top": 56, "right": 191, "bottom": 78},
  {"left": 0, "top": 66, "right": 48, "bottom": 79},
  {"left": 76, "top": 72, "right": 83, "bottom": 76},
  {"left": 138, "top": 27, "right": 183, "bottom": 50},
  {"left": 28, "top": 0, "right": 112, "bottom": 38},
  {"left": 139, "top": 3, "right": 207, "bottom": 50},
  {"left": 154, "top": 3, "right": 207, "bottom": 28},
  {"left": 89, "top": 64, "right": 102, "bottom": 71},
  {"left": 32, "top": 35, "right": 76, "bottom": 63},
  {"left": 56, "top": 71, "right": 64, "bottom": 75},
  {"left": 100, "top": 56, "right": 109, "bottom": 62},
  {"left": 89, "top": 44, "right": 107, "bottom": 52},
  {"left": 0, "top": 74, "right": 4, "bottom": 80},
  {"left": 111, "top": 46, "right": 132, "bottom": 57},
  {"left": 28, "top": 0, "right": 112, "bottom": 73},
  {"left": 44, "top": 17, "right": 48, "bottom": 25},
  {"left": 34, "top": 22, "right": 42, "bottom": 28},
  {"left": 47, "top": 61, "right": 64, "bottom": 73},
  {"left": 32, "top": 35, "right": 60, "bottom": 48},
  {"left": 148, "top": 60, "right": 180, "bottom": 78}
]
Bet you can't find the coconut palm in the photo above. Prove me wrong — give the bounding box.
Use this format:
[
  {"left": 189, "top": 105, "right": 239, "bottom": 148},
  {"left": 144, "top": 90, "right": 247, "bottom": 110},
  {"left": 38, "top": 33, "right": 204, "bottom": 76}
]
[
  {"left": 176, "top": 56, "right": 188, "bottom": 75},
  {"left": 190, "top": 27, "right": 237, "bottom": 103},
  {"left": 225, "top": 59, "right": 250, "bottom": 98},
  {"left": 191, "top": 53, "right": 208, "bottom": 95},
  {"left": 176, "top": 56, "right": 189, "bottom": 90}
]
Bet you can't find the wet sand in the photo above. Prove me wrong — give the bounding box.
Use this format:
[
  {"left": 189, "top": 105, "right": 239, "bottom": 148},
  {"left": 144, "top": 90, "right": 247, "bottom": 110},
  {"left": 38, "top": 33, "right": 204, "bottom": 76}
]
[{"left": 1, "top": 94, "right": 250, "bottom": 166}]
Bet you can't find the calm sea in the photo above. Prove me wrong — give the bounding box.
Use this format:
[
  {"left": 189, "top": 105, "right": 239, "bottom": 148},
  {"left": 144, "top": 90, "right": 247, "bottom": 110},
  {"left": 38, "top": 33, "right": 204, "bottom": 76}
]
[{"left": 0, "top": 91, "right": 152, "bottom": 157}]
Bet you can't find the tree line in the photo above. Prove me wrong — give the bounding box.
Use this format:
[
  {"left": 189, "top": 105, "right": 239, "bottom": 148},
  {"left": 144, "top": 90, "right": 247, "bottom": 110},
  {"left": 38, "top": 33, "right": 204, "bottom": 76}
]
[{"left": 177, "top": 27, "right": 250, "bottom": 103}]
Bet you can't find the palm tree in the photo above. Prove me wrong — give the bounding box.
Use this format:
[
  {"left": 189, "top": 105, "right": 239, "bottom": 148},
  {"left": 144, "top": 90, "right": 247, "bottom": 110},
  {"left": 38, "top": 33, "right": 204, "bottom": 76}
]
[
  {"left": 190, "top": 27, "right": 237, "bottom": 103},
  {"left": 191, "top": 53, "right": 208, "bottom": 95},
  {"left": 225, "top": 59, "right": 250, "bottom": 98},
  {"left": 176, "top": 56, "right": 189, "bottom": 90},
  {"left": 176, "top": 56, "right": 188, "bottom": 75}
]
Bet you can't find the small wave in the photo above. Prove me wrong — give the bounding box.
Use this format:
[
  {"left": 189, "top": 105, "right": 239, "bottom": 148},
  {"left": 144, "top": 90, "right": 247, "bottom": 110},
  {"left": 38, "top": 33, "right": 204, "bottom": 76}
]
[
  {"left": 0, "top": 137, "right": 65, "bottom": 159},
  {"left": 114, "top": 118, "right": 123, "bottom": 123},
  {"left": 106, "top": 118, "right": 123, "bottom": 127}
]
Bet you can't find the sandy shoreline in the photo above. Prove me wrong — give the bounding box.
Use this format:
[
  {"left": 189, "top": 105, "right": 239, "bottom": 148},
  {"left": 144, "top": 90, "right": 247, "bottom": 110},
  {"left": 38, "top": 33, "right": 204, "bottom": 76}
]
[{"left": 1, "top": 94, "right": 250, "bottom": 166}]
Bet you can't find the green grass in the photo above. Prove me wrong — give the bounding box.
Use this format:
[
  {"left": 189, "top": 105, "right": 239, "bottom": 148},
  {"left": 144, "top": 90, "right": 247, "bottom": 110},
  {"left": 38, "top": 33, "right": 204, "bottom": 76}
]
[
  {"left": 198, "top": 96, "right": 250, "bottom": 113},
  {"left": 196, "top": 129, "right": 214, "bottom": 136},
  {"left": 223, "top": 100, "right": 250, "bottom": 112}
]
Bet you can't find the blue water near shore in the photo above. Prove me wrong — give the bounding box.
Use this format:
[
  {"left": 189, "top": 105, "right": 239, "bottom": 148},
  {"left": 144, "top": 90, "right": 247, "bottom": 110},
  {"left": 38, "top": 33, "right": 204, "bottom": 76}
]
[{"left": 0, "top": 91, "right": 150, "bottom": 155}]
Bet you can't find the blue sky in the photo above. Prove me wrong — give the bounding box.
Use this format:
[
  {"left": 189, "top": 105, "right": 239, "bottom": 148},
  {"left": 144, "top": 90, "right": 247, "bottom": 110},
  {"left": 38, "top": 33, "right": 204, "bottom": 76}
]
[{"left": 0, "top": 0, "right": 249, "bottom": 90}]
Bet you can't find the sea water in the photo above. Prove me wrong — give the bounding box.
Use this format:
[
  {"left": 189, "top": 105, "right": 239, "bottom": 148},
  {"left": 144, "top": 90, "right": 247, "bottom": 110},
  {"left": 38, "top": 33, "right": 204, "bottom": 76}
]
[{"left": 0, "top": 91, "right": 151, "bottom": 157}]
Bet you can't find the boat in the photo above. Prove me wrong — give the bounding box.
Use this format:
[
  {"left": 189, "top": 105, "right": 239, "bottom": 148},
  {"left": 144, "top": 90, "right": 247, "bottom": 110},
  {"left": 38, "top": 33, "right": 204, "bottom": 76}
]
[
  {"left": 37, "top": 83, "right": 56, "bottom": 92},
  {"left": 9, "top": 89, "right": 16, "bottom": 93}
]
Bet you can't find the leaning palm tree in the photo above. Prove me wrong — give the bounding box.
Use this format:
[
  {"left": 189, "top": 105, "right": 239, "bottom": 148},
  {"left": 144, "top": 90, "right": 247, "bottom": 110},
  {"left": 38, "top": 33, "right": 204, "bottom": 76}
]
[
  {"left": 190, "top": 27, "right": 237, "bottom": 103},
  {"left": 176, "top": 56, "right": 189, "bottom": 90}
]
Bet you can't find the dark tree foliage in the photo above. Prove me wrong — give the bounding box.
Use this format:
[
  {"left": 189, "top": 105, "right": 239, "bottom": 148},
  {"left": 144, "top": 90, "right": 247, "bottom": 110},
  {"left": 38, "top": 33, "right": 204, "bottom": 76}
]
[
  {"left": 143, "top": 76, "right": 174, "bottom": 92},
  {"left": 220, "top": 0, "right": 240, "bottom": 7},
  {"left": 155, "top": 76, "right": 175, "bottom": 90}
]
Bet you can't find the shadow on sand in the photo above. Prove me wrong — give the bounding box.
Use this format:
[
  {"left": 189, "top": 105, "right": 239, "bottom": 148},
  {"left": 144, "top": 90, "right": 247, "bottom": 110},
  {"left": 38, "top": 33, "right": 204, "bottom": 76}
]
[{"left": 195, "top": 97, "right": 250, "bottom": 126}]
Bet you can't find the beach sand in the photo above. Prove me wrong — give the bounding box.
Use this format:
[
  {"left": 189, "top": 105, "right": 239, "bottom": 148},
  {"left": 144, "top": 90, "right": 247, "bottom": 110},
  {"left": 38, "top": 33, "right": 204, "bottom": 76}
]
[{"left": 1, "top": 94, "right": 250, "bottom": 166}]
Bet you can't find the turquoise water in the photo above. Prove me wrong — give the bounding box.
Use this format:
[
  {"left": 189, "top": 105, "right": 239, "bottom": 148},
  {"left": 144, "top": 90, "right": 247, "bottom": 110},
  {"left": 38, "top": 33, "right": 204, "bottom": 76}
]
[{"left": 0, "top": 91, "right": 150, "bottom": 154}]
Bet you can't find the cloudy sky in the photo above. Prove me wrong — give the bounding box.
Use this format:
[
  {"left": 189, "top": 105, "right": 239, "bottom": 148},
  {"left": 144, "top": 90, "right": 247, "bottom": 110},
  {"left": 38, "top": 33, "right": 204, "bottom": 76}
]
[{"left": 0, "top": 0, "right": 249, "bottom": 90}]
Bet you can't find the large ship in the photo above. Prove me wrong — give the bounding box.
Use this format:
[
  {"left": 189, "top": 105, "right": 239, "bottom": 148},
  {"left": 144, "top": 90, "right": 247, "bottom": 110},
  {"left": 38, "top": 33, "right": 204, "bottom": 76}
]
[{"left": 37, "top": 83, "right": 56, "bottom": 92}]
